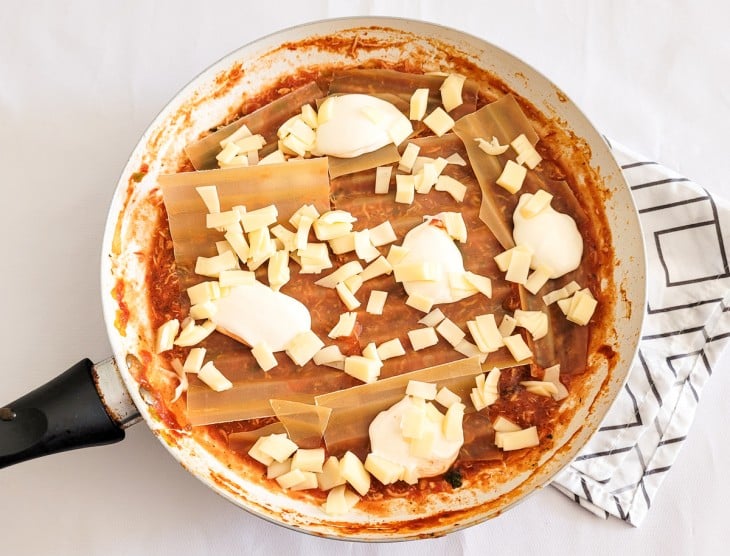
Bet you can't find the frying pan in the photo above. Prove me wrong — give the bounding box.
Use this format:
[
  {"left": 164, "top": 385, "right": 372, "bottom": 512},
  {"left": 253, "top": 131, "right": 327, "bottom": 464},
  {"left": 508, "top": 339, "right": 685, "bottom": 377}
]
[{"left": 0, "top": 17, "right": 646, "bottom": 540}]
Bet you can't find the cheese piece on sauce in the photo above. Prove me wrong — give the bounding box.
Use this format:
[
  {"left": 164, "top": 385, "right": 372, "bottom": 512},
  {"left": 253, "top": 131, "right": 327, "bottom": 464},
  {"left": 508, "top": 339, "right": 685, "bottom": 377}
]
[
  {"left": 182, "top": 347, "right": 206, "bottom": 374},
  {"left": 418, "top": 308, "right": 446, "bottom": 328},
  {"left": 435, "top": 318, "right": 466, "bottom": 347},
  {"left": 314, "top": 260, "right": 363, "bottom": 289},
  {"left": 342, "top": 274, "right": 363, "bottom": 294},
  {"left": 317, "top": 456, "right": 346, "bottom": 491},
  {"left": 324, "top": 484, "right": 360, "bottom": 515},
  {"left": 313, "top": 345, "right": 345, "bottom": 367},
  {"left": 360, "top": 256, "right": 393, "bottom": 283},
  {"left": 405, "top": 293, "right": 434, "bottom": 314},
  {"left": 399, "top": 143, "right": 421, "bottom": 172},
  {"left": 291, "top": 448, "right": 325, "bottom": 473},
  {"left": 366, "top": 290, "right": 388, "bottom": 315},
  {"left": 470, "top": 368, "right": 500, "bottom": 410},
  {"left": 211, "top": 281, "right": 311, "bottom": 352},
  {"left": 374, "top": 165, "right": 392, "bottom": 194},
  {"left": 328, "top": 312, "right": 357, "bottom": 339},
  {"left": 285, "top": 330, "right": 325, "bottom": 366},
  {"left": 407, "top": 327, "right": 439, "bottom": 351},
  {"left": 524, "top": 265, "right": 552, "bottom": 295},
  {"left": 338, "top": 451, "right": 371, "bottom": 496},
  {"left": 267, "top": 251, "right": 290, "bottom": 292},
  {"left": 266, "top": 458, "right": 292, "bottom": 480},
  {"left": 514, "top": 309, "right": 549, "bottom": 340},
  {"left": 259, "top": 433, "right": 299, "bottom": 463},
  {"left": 566, "top": 289, "right": 598, "bottom": 325},
  {"left": 364, "top": 453, "right": 404, "bottom": 485},
  {"left": 495, "top": 426, "right": 540, "bottom": 451},
  {"left": 395, "top": 174, "right": 416, "bottom": 204},
  {"left": 435, "top": 175, "right": 467, "bottom": 202},
  {"left": 335, "top": 282, "right": 361, "bottom": 311},
  {"left": 276, "top": 468, "right": 310, "bottom": 490},
  {"left": 502, "top": 334, "right": 533, "bottom": 362},
  {"left": 193, "top": 300, "right": 219, "bottom": 320},
  {"left": 520, "top": 380, "right": 559, "bottom": 397},
  {"left": 156, "top": 319, "right": 179, "bottom": 353},
  {"left": 251, "top": 342, "right": 278, "bottom": 372},
  {"left": 344, "top": 355, "right": 382, "bottom": 384},
  {"left": 440, "top": 74, "right": 466, "bottom": 113},
  {"left": 197, "top": 361, "right": 233, "bottom": 392},
  {"left": 368, "top": 221, "right": 398, "bottom": 247},
  {"left": 543, "top": 364, "right": 569, "bottom": 400},
  {"left": 174, "top": 320, "right": 215, "bottom": 347},
  {"left": 195, "top": 250, "right": 239, "bottom": 278},
  {"left": 377, "top": 338, "right": 406, "bottom": 361},
  {"left": 542, "top": 280, "right": 582, "bottom": 306},
  {"left": 187, "top": 281, "right": 221, "bottom": 305}
]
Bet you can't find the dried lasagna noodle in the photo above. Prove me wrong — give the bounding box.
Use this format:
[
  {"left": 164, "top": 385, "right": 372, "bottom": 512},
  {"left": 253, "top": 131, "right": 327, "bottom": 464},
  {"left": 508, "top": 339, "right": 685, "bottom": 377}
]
[
  {"left": 187, "top": 374, "right": 314, "bottom": 426},
  {"left": 460, "top": 412, "right": 502, "bottom": 462},
  {"left": 453, "top": 97, "right": 592, "bottom": 374},
  {"left": 315, "top": 355, "right": 521, "bottom": 458},
  {"left": 269, "top": 399, "right": 332, "bottom": 449},
  {"left": 452, "top": 94, "right": 539, "bottom": 250},
  {"left": 159, "top": 157, "right": 330, "bottom": 287},
  {"left": 184, "top": 81, "right": 324, "bottom": 170},
  {"left": 328, "top": 144, "right": 400, "bottom": 179}
]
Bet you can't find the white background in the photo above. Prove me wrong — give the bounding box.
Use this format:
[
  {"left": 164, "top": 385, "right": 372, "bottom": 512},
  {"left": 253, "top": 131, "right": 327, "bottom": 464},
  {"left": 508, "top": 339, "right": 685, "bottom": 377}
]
[{"left": 1, "top": 1, "right": 729, "bottom": 554}]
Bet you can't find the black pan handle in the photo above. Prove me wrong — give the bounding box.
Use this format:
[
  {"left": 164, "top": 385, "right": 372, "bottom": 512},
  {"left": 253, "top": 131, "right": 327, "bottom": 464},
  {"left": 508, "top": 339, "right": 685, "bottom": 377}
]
[{"left": 0, "top": 358, "right": 138, "bottom": 468}]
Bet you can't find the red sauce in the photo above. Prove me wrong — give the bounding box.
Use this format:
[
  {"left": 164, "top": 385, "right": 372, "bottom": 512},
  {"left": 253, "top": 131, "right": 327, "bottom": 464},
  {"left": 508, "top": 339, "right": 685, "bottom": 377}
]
[
  {"left": 112, "top": 279, "right": 129, "bottom": 336},
  {"left": 124, "top": 30, "right": 619, "bottom": 528}
]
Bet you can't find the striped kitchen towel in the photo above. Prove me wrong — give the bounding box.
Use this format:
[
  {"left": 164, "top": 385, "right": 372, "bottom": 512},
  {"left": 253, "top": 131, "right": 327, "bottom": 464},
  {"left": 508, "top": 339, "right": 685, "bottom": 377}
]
[{"left": 551, "top": 140, "right": 730, "bottom": 526}]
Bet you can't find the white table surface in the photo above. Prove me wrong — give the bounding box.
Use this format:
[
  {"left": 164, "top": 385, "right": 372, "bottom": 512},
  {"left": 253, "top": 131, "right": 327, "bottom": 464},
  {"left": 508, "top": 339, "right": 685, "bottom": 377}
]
[{"left": 2, "top": 1, "right": 729, "bottom": 554}]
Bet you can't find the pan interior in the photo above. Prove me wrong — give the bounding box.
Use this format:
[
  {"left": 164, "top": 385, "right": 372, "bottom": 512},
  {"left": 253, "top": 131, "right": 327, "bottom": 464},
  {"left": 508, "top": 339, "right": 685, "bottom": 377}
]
[{"left": 100, "top": 17, "right": 646, "bottom": 540}]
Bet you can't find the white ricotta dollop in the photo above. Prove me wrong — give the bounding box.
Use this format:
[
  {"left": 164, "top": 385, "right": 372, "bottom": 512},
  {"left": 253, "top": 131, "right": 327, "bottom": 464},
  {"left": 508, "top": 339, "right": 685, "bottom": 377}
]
[
  {"left": 368, "top": 396, "right": 462, "bottom": 480},
  {"left": 400, "top": 219, "right": 469, "bottom": 304},
  {"left": 512, "top": 193, "right": 583, "bottom": 279},
  {"left": 312, "top": 94, "right": 412, "bottom": 158},
  {"left": 211, "top": 281, "right": 311, "bottom": 352}
]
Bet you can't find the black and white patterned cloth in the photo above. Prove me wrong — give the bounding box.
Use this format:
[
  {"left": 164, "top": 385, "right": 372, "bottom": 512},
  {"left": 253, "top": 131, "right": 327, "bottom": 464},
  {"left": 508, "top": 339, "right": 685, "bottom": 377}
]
[{"left": 552, "top": 140, "right": 730, "bottom": 526}]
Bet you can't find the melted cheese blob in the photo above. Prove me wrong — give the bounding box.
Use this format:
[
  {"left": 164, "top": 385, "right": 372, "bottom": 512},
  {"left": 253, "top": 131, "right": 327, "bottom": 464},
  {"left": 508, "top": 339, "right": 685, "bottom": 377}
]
[
  {"left": 512, "top": 193, "right": 583, "bottom": 279},
  {"left": 211, "top": 281, "right": 310, "bottom": 352},
  {"left": 369, "top": 396, "right": 463, "bottom": 479},
  {"left": 400, "top": 219, "right": 469, "bottom": 304},
  {"left": 312, "top": 94, "right": 413, "bottom": 158}
]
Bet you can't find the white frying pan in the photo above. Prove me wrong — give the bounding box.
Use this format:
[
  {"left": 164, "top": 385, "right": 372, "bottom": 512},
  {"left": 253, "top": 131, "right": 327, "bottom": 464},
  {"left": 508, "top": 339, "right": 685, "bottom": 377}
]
[{"left": 0, "top": 17, "right": 646, "bottom": 540}]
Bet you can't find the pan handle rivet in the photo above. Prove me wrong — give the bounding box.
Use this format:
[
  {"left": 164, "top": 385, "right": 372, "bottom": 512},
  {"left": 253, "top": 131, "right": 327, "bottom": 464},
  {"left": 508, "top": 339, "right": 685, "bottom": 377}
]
[{"left": 0, "top": 407, "right": 16, "bottom": 421}]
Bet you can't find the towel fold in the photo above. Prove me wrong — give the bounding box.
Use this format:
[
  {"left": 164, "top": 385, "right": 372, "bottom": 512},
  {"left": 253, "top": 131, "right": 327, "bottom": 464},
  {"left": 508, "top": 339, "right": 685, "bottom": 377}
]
[{"left": 552, "top": 139, "right": 730, "bottom": 526}]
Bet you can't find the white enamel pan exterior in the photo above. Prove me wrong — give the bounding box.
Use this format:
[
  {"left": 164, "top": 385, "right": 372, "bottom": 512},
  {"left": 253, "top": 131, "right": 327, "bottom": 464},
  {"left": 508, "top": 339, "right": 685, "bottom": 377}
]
[{"left": 100, "top": 17, "right": 646, "bottom": 541}]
